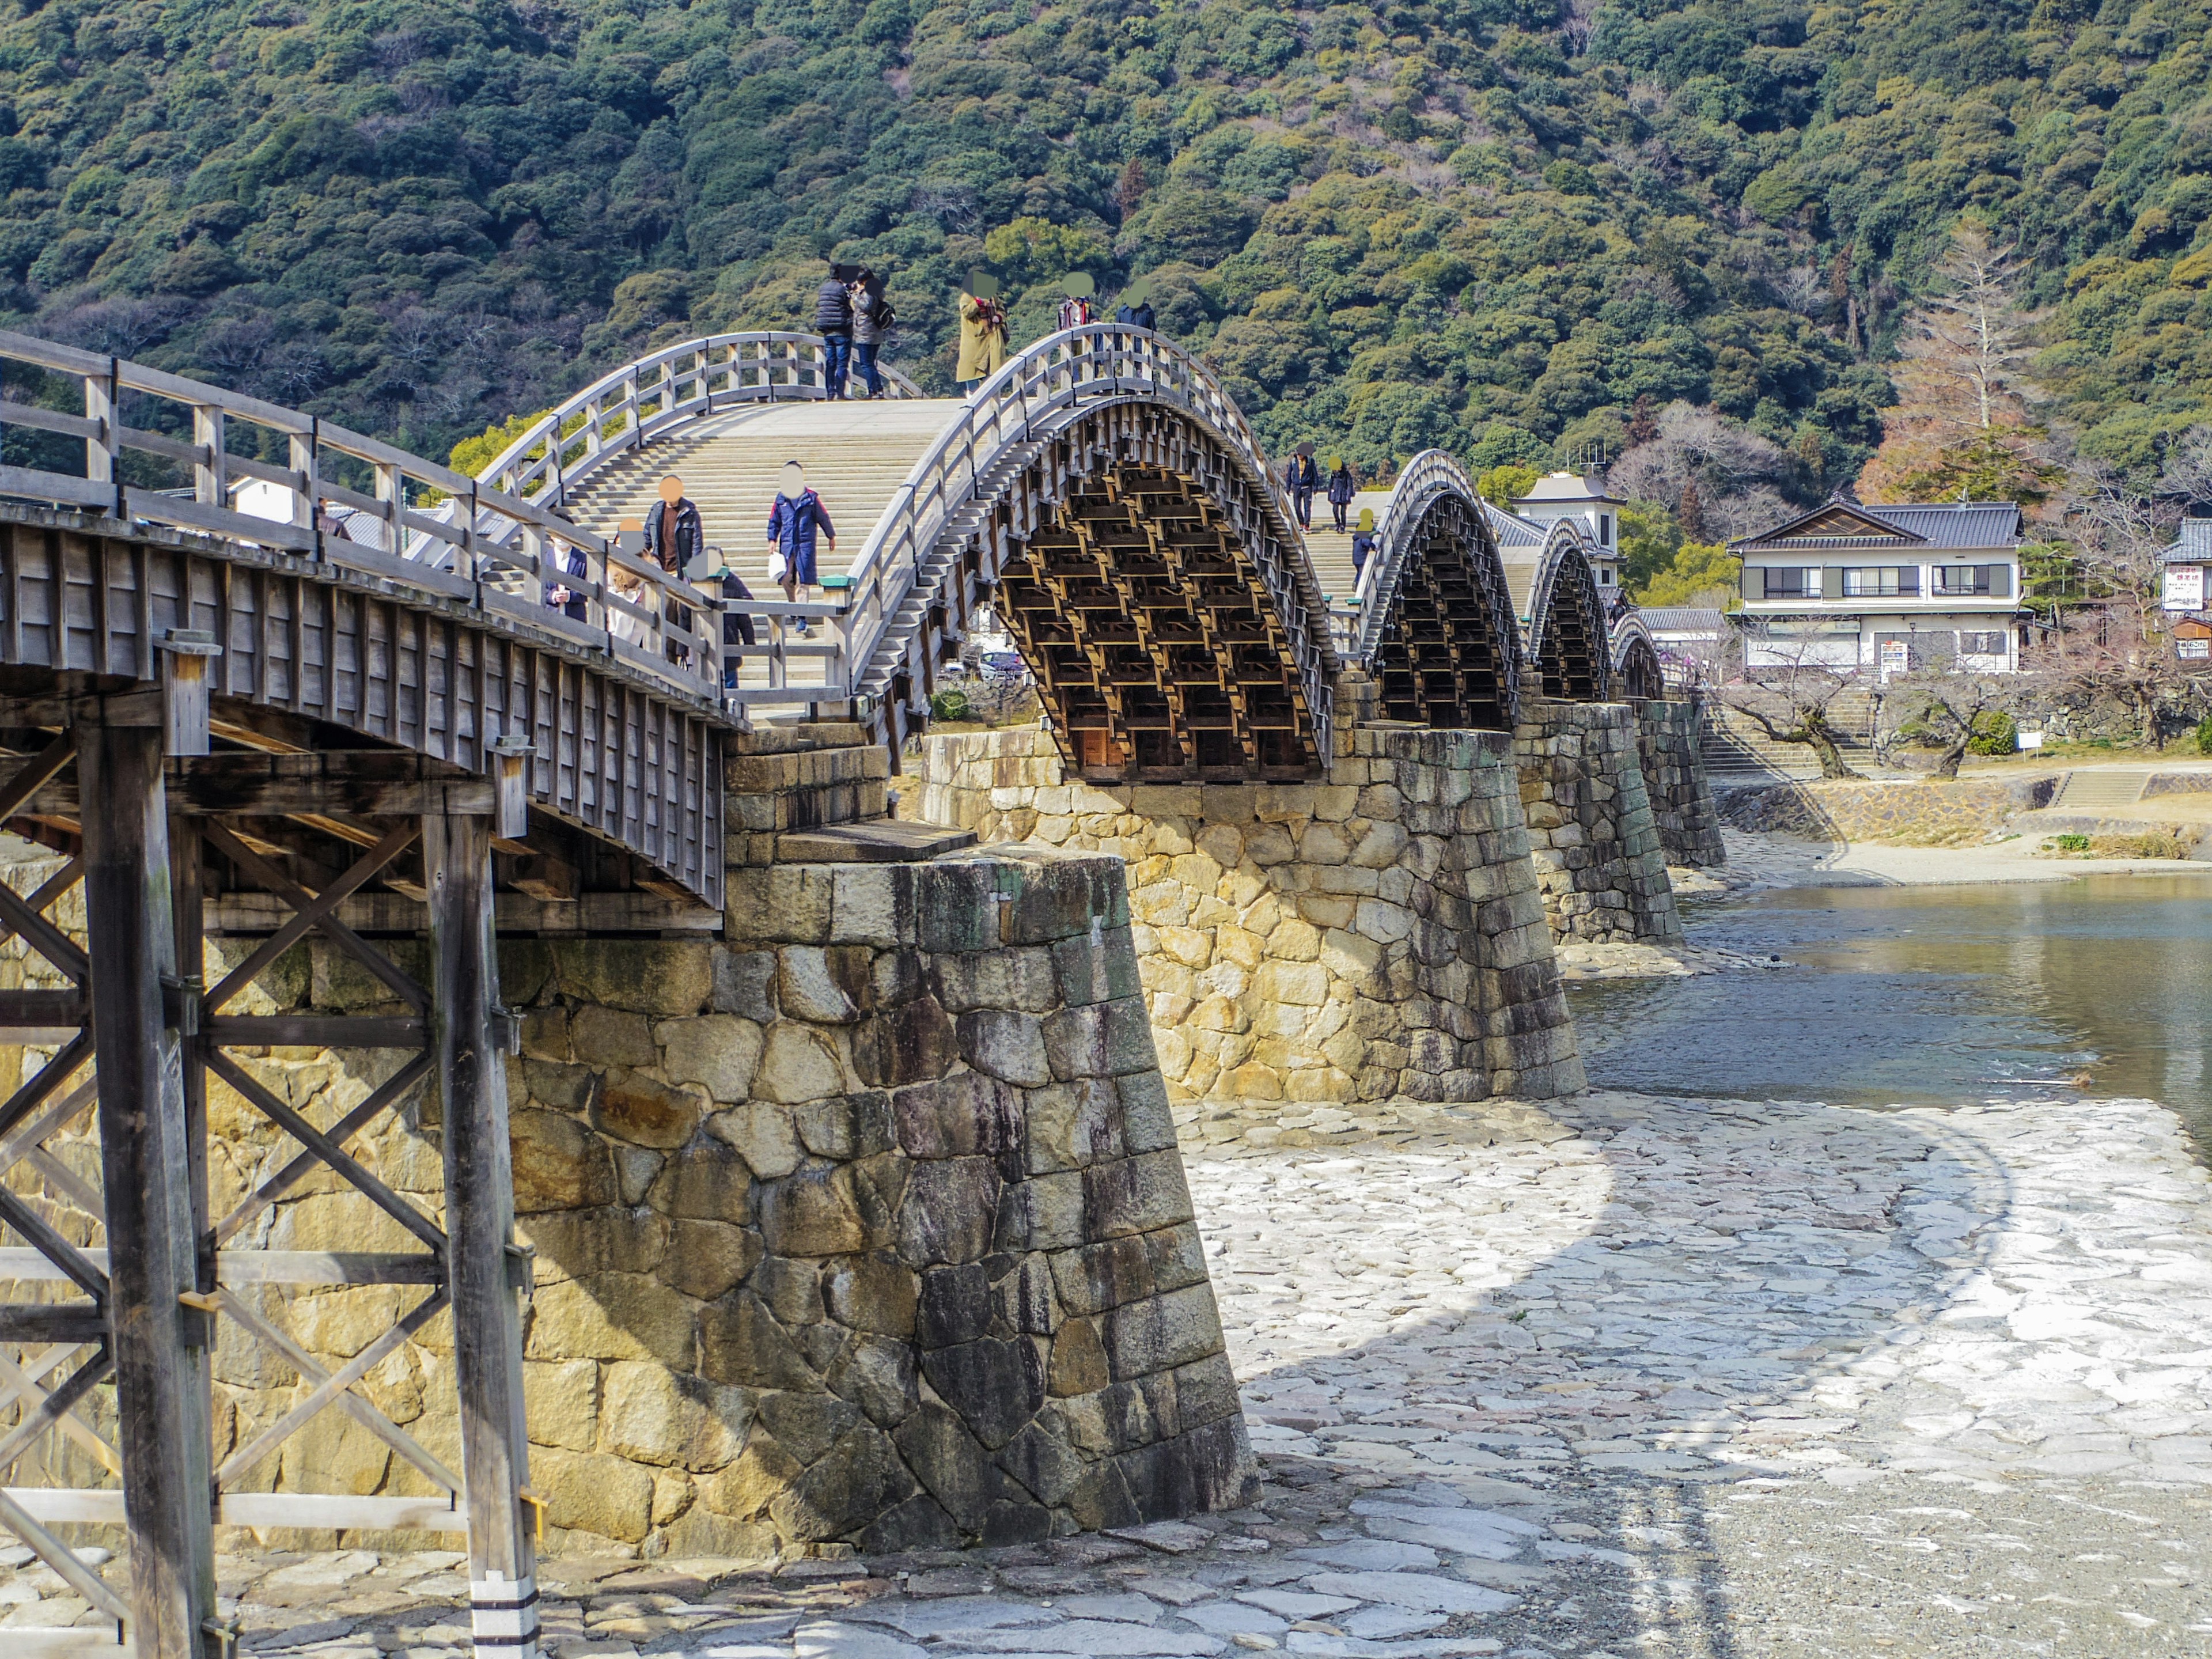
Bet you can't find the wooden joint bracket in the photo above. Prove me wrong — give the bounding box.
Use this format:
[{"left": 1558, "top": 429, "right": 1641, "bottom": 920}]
[
  {"left": 158, "top": 628, "right": 224, "bottom": 757},
  {"left": 488, "top": 735, "right": 537, "bottom": 840}
]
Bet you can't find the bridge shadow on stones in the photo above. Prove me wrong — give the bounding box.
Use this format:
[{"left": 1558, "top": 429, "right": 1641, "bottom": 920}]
[{"left": 1195, "top": 1089, "right": 2016, "bottom": 1657}]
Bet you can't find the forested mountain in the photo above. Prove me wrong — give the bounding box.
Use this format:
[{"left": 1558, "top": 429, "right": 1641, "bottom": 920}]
[{"left": 1, "top": 0, "right": 2207, "bottom": 520}]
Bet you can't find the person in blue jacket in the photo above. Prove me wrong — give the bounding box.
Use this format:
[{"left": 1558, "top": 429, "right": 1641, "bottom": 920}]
[{"left": 767, "top": 461, "right": 836, "bottom": 637}]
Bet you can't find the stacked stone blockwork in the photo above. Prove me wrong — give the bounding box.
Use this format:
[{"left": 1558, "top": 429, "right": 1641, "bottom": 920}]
[
  {"left": 1512, "top": 699, "right": 1684, "bottom": 945},
  {"left": 904, "top": 715, "right": 1583, "bottom": 1109},
  {"left": 1632, "top": 700, "right": 1726, "bottom": 869},
  {"left": 135, "top": 724, "right": 1257, "bottom": 1562}
]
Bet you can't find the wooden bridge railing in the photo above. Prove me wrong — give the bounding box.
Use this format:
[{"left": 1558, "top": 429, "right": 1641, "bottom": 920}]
[
  {"left": 826, "top": 324, "right": 1331, "bottom": 745},
  {"left": 0, "top": 328, "right": 731, "bottom": 711},
  {"left": 1340, "top": 448, "right": 1480, "bottom": 665},
  {"left": 468, "top": 330, "right": 923, "bottom": 512}
]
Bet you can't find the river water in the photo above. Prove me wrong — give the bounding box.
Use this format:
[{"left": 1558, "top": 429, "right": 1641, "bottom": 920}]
[{"left": 1567, "top": 872, "right": 2212, "bottom": 1161}]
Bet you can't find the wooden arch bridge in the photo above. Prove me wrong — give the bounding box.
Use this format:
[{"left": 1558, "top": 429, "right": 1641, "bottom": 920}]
[{"left": 0, "top": 323, "right": 1653, "bottom": 1658}]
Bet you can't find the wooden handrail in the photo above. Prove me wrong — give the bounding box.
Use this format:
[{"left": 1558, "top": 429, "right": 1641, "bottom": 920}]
[
  {"left": 0, "top": 327, "right": 730, "bottom": 714},
  {"left": 835, "top": 324, "right": 1331, "bottom": 747}
]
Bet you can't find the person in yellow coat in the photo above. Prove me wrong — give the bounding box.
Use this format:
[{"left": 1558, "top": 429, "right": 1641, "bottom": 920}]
[{"left": 957, "top": 271, "right": 1007, "bottom": 392}]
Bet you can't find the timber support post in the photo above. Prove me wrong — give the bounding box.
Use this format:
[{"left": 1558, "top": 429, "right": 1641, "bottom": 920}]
[
  {"left": 424, "top": 812, "right": 539, "bottom": 1659},
  {"left": 79, "top": 706, "right": 218, "bottom": 1659}
]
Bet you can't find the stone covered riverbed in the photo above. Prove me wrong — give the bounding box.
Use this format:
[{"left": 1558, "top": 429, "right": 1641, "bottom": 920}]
[{"left": 4, "top": 1089, "right": 2209, "bottom": 1656}]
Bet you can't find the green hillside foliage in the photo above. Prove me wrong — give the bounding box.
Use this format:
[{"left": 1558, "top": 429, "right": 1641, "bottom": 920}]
[{"left": 0, "top": 0, "right": 2206, "bottom": 493}]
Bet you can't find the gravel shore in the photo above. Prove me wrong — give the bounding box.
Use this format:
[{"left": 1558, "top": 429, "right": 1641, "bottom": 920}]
[{"left": 6, "top": 1088, "right": 2206, "bottom": 1657}]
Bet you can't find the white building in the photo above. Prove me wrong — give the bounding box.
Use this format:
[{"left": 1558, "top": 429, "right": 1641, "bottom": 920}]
[
  {"left": 1510, "top": 472, "right": 1624, "bottom": 594},
  {"left": 1728, "top": 498, "right": 2028, "bottom": 674}
]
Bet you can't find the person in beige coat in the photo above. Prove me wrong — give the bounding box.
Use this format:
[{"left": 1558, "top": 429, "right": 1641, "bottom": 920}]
[{"left": 957, "top": 271, "right": 1007, "bottom": 391}]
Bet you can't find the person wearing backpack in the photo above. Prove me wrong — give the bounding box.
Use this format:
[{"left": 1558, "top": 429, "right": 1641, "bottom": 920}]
[
  {"left": 767, "top": 461, "right": 836, "bottom": 637},
  {"left": 849, "top": 268, "right": 892, "bottom": 399},
  {"left": 814, "top": 262, "right": 856, "bottom": 398},
  {"left": 957, "top": 272, "right": 1007, "bottom": 393}
]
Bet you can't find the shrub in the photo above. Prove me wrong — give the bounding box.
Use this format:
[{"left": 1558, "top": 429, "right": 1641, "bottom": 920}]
[
  {"left": 2052, "top": 833, "right": 2091, "bottom": 853},
  {"left": 929, "top": 688, "right": 972, "bottom": 722},
  {"left": 2195, "top": 715, "right": 2212, "bottom": 755},
  {"left": 1966, "top": 711, "right": 2018, "bottom": 756}
]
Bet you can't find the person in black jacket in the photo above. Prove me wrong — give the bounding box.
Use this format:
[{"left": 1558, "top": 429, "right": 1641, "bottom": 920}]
[
  {"left": 814, "top": 262, "right": 855, "bottom": 399},
  {"left": 641, "top": 474, "right": 706, "bottom": 666},
  {"left": 1325, "top": 456, "right": 1358, "bottom": 532},
  {"left": 1284, "top": 442, "right": 1320, "bottom": 531}
]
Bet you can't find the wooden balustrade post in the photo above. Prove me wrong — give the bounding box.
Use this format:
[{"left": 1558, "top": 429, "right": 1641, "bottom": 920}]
[
  {"left": 192, "top": 404, "right": 226, "bottom": 507},
  {"left": 84, "top": 363, "right": 120, "bottom": 506},
  {"left": 79, "top": 709, "right": 219, "bottom": 1659},
  {"left": 290, "top": 422, "right": 320, "bottom": 543},
  {"left": 375, "top": 459, "right": 403, "bottom": 555},
  {"left": 423, "top": 811, "right": 538, "bottom": 1659}
]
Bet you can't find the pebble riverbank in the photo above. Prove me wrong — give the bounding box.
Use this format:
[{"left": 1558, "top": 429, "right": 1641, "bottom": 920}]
[{"left": 4, "top": 1087, "right": 2207, "bottom": 1656}]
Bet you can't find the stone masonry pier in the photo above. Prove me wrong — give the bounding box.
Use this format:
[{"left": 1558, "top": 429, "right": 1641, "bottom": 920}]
[
  {"left": 1512, "top": 699, "right": 1684, "bottom": 945},
  {"left": 94, "top": 725, "right": 1260, "bottom": 1564},
  {"left": 903, "top": 711, "right": 1584, "bottom": 1111},
  {"left": 1633, "top": 699, "right": 1726, "bottom": 869}
]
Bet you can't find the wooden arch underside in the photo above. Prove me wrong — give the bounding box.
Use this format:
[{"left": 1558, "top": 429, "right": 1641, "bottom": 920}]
[
  {"left": 998, "top": 465, "right": 1322, "bottom": 783},
  {"left": 1373, "top": 494, "right": 1520, "bottom": 731},
  {"left": 1534, "top": 552, "right": 1608, "bottom": 703},
  {"left": 1618, "top": 632, "right": 1664, "bottom": 701}
]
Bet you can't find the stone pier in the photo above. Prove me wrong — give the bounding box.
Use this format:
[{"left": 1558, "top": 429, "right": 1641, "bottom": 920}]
[
  {"left": 1512, "top": 699, "right": 1683, "bottom": 944},
  {"left": 904, "top": 716, "right": 1584, "bottom": 1109},
  {"left": 104, "top": 724, "right": 1257, "bottom": 1562},
  {"left": 1633, "top": 698, "right": 1726, "bottom": 869}
]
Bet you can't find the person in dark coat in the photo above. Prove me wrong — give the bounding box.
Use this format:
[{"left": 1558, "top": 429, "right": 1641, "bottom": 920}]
[
  {"left": 1284, "top": 443, "right": 1320, "bottom": 531},
  {"left": 1325, "top": 456, "right": 1358, "bottom": 532},
  {"left": 721, "top": 569, "right": 756, "bottom": 690},
  {"left": 767, "top": 461, "right": 836, "bottom": 637},
  {"left": 814, "top": 262, "right": 856, "bottom": 399},
  {"left": 1351, "top": 506, "right": 1378, "bottom": 577},
  {"left": 641, "top": 474, "right": 706, "bottom": 667},
  {"left": 1115, "top": 296, "right": 1156, "bottom": 330}
]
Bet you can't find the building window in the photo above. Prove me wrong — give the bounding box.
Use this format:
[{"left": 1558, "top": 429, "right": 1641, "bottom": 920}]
[
  {"left": 1842, "top": 566, "right": 1919, "bottom": 597},
  {"left": 1933, "top": 565, "right": 1997, "bottom": 595},
  {"left": 1597, "top": 566, "right": 1615, "bottom": 585},
  {"left": 1599, "top": 513, "right": 1612, "bottom": 546},
  {"left": 1763, "top": 567, "right": 1821, "bottom": 598},
  {"left": 1959, "top": 631, "right": 2006, "bottom": 656}
]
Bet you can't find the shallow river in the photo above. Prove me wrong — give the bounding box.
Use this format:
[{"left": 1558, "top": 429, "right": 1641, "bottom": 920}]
[{"left": 1567, "top": 870, "right": 2212, "bottom": 1160}]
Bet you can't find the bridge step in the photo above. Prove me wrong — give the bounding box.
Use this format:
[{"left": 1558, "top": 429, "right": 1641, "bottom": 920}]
[{"left": 776, "top": 819, "right": 977, "bottom": 862}]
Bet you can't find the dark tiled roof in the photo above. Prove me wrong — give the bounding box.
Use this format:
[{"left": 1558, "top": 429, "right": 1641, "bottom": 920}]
[
  {"left": 1482, "top": 501, "right": 1544, "bottom": 550},
  {"left": 1732, "top": 499, "right": 2023, "bottom": 552},
  {"left": 2164, "top": 518, "right": 2212, "bottom": 562},
  {"left": 1637, "top": 607, "right": 1730, "bottom": 632}
]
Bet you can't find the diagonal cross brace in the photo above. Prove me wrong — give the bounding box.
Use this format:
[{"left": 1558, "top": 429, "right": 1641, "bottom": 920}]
[
  {"left": 0, "top": 1343, "right": 121, "bottom": 1477},
  {"left": 204, "top": 822, "right": 429, "bottom": 1012},
  {"left": 0, "top": 1033, "right": 93, "bottom": 1148},
  {"left": 215, "top": 1287, "right": 448, "bottom": 1488},
  {"left": 205, "top": 821, "right": 421, "bottom": 1014},
  {"left": 0, "top": 1180, "right": 108, "bottom": 1304},
  {"left": 214, "top": 1288, "right": 458, "bottom": 1495},
  {"left": 204, "top": 1049, "right": 445, "bottom": 1255},
  {"left": 213, "top": 1051, "right": 432, "bottom": 1248}
]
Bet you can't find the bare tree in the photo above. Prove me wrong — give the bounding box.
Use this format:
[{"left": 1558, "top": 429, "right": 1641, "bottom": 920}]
[
  {"left": 2031, "top": 476, "right": 2210, "bottom": 744},
  {"left": 1707, "top": 636, "right": 1869, "bottom": 779},
  {"left": 1609, "top": 401, "right": 1796, "bottom": 535},
  {"left": 1878, "top": 668, "right": 2017, "bottom": 779},
  {"left": 1773, "top": 263, "right": 1829, "bottom": 320},
  {"left": 1897, "top": 224, "right": 2042, "bottom": 434},
  {"left": 1560, "top": 0, "right": 1600, "bottom": 55}
]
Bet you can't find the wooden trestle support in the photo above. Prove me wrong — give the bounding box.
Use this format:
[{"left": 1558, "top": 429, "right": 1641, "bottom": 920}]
[{"left": 0, "top": 718, "right": 539, "bottom": 1658}]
